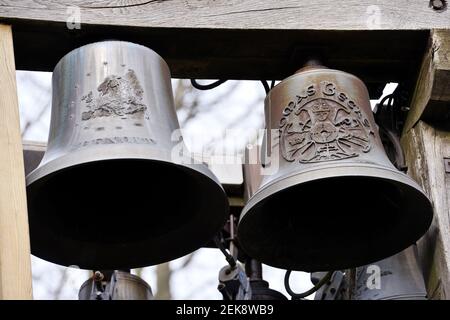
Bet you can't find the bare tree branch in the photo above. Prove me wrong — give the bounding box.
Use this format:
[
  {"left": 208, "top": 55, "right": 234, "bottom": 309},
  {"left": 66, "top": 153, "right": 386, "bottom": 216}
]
[
  {"left": 53, "top": 268, "right": 70, "bottom": 300},
  {"left": 21, "top": 103, "right": 49, "bottom": 137},
  {"left": 173, "top": 252, "right": 197, "bottom": 272},
  {"left": 155, "top": 262, "right": 172, "bottom": 300}
]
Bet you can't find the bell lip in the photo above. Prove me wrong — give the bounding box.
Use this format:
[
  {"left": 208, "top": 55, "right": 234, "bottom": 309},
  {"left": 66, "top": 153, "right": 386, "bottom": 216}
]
[
  {"left": 27, "top": 144, "right": 221, "bottom": 188},
  {"left": 264, "top": 68, "right": 367, "bottom": 101},
  {"left": 26, "top": 145, "right": 229, "bottom": 270},
  {"left": 238, "top": 163, "right": 433, "bottom": 272},
  {"left": 52, "top": 41, "right": 169, "bottom": 75},
  {"left": 241, "top": 163, "right": 430, "bottom": 215}
]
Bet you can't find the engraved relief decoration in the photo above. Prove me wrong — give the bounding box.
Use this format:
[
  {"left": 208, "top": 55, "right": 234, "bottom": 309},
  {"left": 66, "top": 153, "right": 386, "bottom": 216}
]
[
  {"left": 81, "top": 69, "right": 147, "bottom": 121},
  {"left": 279, "top": 82, "right": 374, "bottom": 163},
  {"left": 74, "top": 68, "right": 156, "bottom": 148}
]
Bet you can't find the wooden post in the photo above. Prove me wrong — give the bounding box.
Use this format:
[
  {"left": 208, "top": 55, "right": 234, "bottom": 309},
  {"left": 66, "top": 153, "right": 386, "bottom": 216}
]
[
  {"left": 401, "top": 29, "right": 450, "bottom": 299},
  {"left": 0, "top": 24, "right": 33, "bottom": 299},
  {"left": 403, "top": 29, "right": 450, "bottom": 134}
]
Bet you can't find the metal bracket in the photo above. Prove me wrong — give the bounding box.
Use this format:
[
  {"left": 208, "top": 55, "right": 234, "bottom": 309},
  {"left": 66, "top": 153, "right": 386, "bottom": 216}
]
[
  {"left": 313, "top": 271, "right": 345, "bottom": 300},
  {"left": 444, "top": 157, "right": 450, "bottom": 173},
  {"left": 218, "top": 265, "right": 252, "bottom": 301}
]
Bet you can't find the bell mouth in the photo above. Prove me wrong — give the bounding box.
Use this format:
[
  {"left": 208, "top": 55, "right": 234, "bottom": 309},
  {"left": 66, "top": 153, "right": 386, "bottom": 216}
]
[
  {"left": 238, "top": 165, "right": 433, "bottom": 272},
  {"left": 27, "top": 156, "right": 228, "bottom": 270}
]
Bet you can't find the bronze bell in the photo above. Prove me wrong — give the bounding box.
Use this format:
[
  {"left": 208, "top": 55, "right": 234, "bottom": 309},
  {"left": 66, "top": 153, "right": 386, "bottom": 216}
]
[
  {"left": 26, "top": 41, "right": 229, "bottom": 269},
  {"left": 238, "top": 64, "right": 433, "bottom": 272},
  {"left": 78, "top": 270, "right": 153, "bottom": 300},
  {"left": 353, "top": 246, "right": 427, "bottom": 300}
]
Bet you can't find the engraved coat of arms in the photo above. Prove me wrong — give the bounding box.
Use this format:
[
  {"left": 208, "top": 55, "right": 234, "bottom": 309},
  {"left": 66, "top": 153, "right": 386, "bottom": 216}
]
[{"left": 280, "top": 85, "right": 373, "bottom": 163}]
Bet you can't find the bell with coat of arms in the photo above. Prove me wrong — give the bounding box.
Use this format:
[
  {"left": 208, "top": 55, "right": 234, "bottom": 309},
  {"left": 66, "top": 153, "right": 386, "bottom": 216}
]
[{"left": 237, "top": 63, "right": 433, "bottom": 272}]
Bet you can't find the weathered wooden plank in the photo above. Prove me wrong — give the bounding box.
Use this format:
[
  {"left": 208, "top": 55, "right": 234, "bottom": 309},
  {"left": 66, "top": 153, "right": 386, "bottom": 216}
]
[
  {"left": 401, "top": 31, "right": 450, "bottom": 299},
  {"left": 0, "top": 1, "right": 434, "bottom": 98},
  {"left": 401, "top": 121, "right": 450, "bottom": 299},
  {"left": 403, "top": 29, "right": 450, "bottom": 134},
  {"left": 1, "top": 0, "right": 449, "bottom": 30},
  {"left": 0, "top": 24, "right": 33, "bottom": 300}
]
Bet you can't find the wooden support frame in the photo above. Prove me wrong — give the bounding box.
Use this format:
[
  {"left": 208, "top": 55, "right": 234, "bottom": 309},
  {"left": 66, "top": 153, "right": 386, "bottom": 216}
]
[
  {"left": 402, "top": 122, "right": 450, "bottom": 299},
  {"left": 403, "top": 30, "right": 450, "bottom": 134},
  {"left": 1, "top": 1, "right": 450, "bottom": 300},
  {"left": 401, "top": 30, "right": 450, "bottom": 299},
  {"left": 2, "top": 0, "right": 449, "bottom": 30},
  {"left": 0, "top": 24, "right": 32, "bottom": 299},
  {"left": 3, "top": 0, "right": 449, "bottom": 99}
]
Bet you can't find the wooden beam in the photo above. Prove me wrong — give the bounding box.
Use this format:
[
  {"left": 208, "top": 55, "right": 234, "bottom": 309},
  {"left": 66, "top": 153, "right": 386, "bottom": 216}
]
[
  {"left": 0, "top": 1, "right": 439, "bottom": 98},
  {"left": 402, "top": 121, "right": 450, "bottom": 299},
  {"left": 401, "top": 30, "right": 450, "bottom": 299},
  {"left": 1, "top": 1, "right": 449, "bottom": 30},
  {"left": 403, "top": 29, "right": 450, "bottom": 134},
  {"left": 0, "top": 24, "right": 32, "bottom": 300}
]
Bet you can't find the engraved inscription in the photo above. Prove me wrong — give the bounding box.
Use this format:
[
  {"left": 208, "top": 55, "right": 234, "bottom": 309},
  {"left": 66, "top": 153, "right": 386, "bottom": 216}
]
[
  {"left": 75, "top": 136, "right": 155, "bottom": 148},
  {"left": 279, "top": 82, "right": 374, "bottom": 163},
  {"left": 81, "top": 69, "right": 147, "bottom": 121}
]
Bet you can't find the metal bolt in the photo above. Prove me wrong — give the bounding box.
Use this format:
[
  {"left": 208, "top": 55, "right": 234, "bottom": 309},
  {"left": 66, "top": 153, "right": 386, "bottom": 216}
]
[
  {"left": 444, "top": 158, "right": 450, "bottom": 173},
  {"left": 93, "top": 271, "right": 104, "bottom": 282},
  {"left": 430, "top": 0, "right": 447, "bottom": 11}
]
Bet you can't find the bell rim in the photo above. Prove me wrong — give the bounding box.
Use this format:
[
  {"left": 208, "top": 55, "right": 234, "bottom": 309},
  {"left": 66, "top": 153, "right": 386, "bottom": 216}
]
[
  {"left": 241, "top": 163, "right": 428, "bottom": 215},
  {"left": 26, "top": 145, "right": 229, "bottom": 270},
  {"left": 27, "top": 143, "right": 220, "bottom": 186},
  {"left": 238, "top": 164, "right": 433, "bottom": 272}
]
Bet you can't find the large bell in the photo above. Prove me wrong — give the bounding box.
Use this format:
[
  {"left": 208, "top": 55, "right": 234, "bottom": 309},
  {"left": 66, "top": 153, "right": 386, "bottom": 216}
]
[
  {"left": 26, "top": 41, "right": 228, "bottom": 269},
  {"left": 238, "top": 64, "right": 433, "bottom": 272},
  {"left": 78, "top": 270, "right": 153, "bottom": 300},
  {"left": 353, "top": 246, "right": 427, "bottom": 300}
]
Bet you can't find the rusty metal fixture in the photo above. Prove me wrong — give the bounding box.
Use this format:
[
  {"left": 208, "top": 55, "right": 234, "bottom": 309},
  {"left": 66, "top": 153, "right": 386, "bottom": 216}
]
[
  {"left": 79, "top": 270, "right": 153, "bottom": 300},
  {"left": 218, "top": 264, "right": 252, "bottom": 300},
  {"left": 238, "top": 64, "right": 433, "bottom": 272},
  {"left": 430, "top": 0, "right": 447, "bottom": 12},
  {"left": 245, "top": 259, "right": 287, "bottom": 300},
  {"left": 285, "top": 270, "right": 333, "bottom": 300},
  {"left": 26, "top": 41, "right": 229, "bottom": 270},
  {"left": 312, "top": 271, "right": 346, "bottom": 300},
  {"left": 353, "top": 246, "right": 427, "bottom": 300},
  {"left": 249, "top": 280, "right": 288, "bottom": 300}
]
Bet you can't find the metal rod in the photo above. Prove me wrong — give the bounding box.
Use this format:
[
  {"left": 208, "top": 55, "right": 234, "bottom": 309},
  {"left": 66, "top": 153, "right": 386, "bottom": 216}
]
[{"left": 245, "top": 259, "right": 263, "bottom": 281}]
